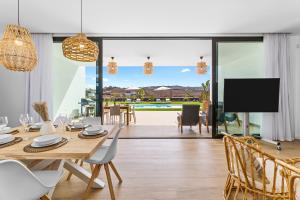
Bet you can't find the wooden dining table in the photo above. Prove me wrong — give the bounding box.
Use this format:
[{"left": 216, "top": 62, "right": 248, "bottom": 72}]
[
  {"left": 104, "top": 105, "right": 130, "bottom": 125},
  {"left": 0, "top": 124, "right": 119, "bottom": 196}
]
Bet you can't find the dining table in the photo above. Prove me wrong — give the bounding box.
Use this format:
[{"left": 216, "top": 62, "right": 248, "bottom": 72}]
[
  {"left": 0, "top": 124, "right": 119, "bottom": 197},
  {"left": 104, "top": 105, "right": 130, "bottom": 125}
]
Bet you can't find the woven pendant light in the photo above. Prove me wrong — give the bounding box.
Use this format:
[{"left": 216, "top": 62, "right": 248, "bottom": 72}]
[
  {"left": 196, "top": 56, "right": 208, "bottom": 74},
  {"left": 107, "top": 57, "right": 118, "bottom": 74},
  {"left": 144, "top": 56, "right": 153, "bottom": 75},
  {"left": 62, "top": 0, "right": 99, "bottom": 62},
  {"left": 0, "top": 0, "right": 37, "bottom": 72}
]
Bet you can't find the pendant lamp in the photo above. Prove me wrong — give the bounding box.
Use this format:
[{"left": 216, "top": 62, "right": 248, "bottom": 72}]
[
  {"left": 107, "top": 57, "right": 118, "bottom": 74},
  {"left": 196, "top": 56, "right": 208, "bottom": 74},
  {"left": 62, "top": 0, "right": 99, "bottom": 62},
  {"left": 0, "top": 0, "right": 37, "bottom": 72},
  {"left": 144, "top": 56, "right": 153, "bottom": 75}
]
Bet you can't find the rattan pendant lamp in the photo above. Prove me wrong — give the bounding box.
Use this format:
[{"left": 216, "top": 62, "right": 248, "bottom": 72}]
[
  {"left": 62, "top": 0, "right": 99, "bottom": 62},
  {"left": 0, "top": 0, "right": 37, "bottom": 72},
  {"left": 144, "top": 56, "right": 153, "bottom": 75},
  {"left": 196, "top": 56, "right": 208, "bottom": 74},
  {"left": 107, "top": 57, "right": 118, "bottom": 74}
]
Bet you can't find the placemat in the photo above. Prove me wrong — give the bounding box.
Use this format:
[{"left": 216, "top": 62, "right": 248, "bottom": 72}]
[
  {"left": 78, "top": 130, "right": 108, "bottom": 139},
  {"left": 28, "top": 128, "right": 40, "bottom": 132},
  {"left": 0, "top": 137, "right": 23, "bottom": 149},
  {"left": 66, "top": 126, "right": 85, "bottom": 132},
  {"left": 23, "top": 137, "right": 68, "bottom": 153},
  {"left": 8, "top": 129, "right": 20, "bottom": 135}
]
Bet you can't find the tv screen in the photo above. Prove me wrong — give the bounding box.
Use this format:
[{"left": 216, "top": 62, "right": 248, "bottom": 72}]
[{"left": 223, "top": 78, "right": 280, "bottom": 112}]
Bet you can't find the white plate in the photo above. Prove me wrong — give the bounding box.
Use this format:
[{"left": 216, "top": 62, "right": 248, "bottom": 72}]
[
  {"left": 31, "top": 137, "right": 62, "bottom": 148},
  {"left": 0, "top": 127, "right": 12, "bottom": 134},
  {"left": 33, "top": 134, "right": 62, "bottom": 146},
  {"left": 85, "top": 127, "right": 102, "bottom": 134},
  {"left": 0, "top": 134, "right": 14, "bottom": 144},
  {"left": 82, "top": 130, "right": 106, "bottom": 136},
  {"left": 30, "top": 123, "right": 42, "bottom": 129}
]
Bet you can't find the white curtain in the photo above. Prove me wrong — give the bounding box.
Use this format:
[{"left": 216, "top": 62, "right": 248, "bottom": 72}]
[
  {"left": 262, "top": 34, "right": 295, "bottom": 141},
  {"left": 24, "top": 34, "right": 53, "bottom": 121}
]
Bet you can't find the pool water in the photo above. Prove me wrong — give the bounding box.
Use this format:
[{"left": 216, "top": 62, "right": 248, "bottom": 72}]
[{"left": 132, "top": 104, "right": 182, "bottom": 109}]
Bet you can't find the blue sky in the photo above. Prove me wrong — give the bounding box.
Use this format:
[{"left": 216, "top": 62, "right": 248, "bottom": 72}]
[{"left": 85, "top": 66, "right": 210, "bottom": 89}]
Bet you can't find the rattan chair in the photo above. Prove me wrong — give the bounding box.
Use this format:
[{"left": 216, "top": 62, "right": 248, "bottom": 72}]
[{"left": 223, "top": 133, "right": 300, "bottom": 199}]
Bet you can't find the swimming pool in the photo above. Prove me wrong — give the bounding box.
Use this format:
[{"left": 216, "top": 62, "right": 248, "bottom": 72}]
[{"left": 132, "top": 104, "right": 182, "bottom": 109}]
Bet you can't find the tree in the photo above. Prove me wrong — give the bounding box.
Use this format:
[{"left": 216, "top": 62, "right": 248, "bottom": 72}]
[{"left": 136, "top": 88, "right": 145, "bottom": 100}]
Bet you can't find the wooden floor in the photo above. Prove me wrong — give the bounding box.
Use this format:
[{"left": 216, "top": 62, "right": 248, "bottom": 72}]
[
  {"left": 119, "top": 125, "right": 212, "bottom": 138},
  {"left": 53, "top": 136, "right": 300, "bottom": 200},
  {"left": 53, "top": 139, "right": 226, "bottom": 200}
]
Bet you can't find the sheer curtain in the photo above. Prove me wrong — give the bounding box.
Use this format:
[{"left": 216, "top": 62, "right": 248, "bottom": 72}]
[
  {"left": 24, "top": 34, "right": 53, "bottom": 121},
  {"left": 262, "top": 34, "right": 295, "bottom": 141}
]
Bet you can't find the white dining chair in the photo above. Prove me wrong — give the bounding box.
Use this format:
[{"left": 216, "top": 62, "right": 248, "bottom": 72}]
[
  {"left": 84, "top": 130, "right": 122, "bottom": 200},
  {"left": 0, "top": 160, "right": 63, "bottom": 200}
]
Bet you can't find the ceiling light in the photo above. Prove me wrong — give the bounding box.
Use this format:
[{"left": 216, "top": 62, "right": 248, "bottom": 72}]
[
  {"left": 62, "top": 0, "right": 99, "bottom": 62},
  {"left": 144, "top": 56, "right": 153, "bottom": 75},
  {"left": 196, "top": 56, "right": 208, "bottom": 74},
  {"left": 0, "top": 0, "right": 37, "bottom": 72},
  {"left": 107, "top": 57, "right": 118, "bottom": 74}
]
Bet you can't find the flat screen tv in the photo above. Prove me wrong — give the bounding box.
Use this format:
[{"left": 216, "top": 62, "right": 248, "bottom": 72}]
[{"left": 223, "top": 78, "right": 280, "bottom": 112}]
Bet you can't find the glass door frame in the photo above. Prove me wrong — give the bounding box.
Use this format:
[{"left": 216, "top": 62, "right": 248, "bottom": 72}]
[{"left": 211, "top": 37, "right": 263, "bottom": 138}]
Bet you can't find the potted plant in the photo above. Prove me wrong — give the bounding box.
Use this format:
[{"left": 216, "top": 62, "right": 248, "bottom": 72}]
[{"left": 200, "top": 80, "right": 210, "bottom": 111}]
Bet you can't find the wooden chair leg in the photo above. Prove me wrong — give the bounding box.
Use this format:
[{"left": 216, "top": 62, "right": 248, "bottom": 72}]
[
  {"left": 104, "top": 163, "right": 116, "bottom": 200},
  {"left": 206, "top": 115, "right": 209, "bottom": 133},
  {"left": 67, "top": 159, "right": 79, "bottom": 181},
  {"left": 40, "top": 195, "right": 50, "bottom": 200},
  {"left": 85, "top": 164, "right": 102, "bottom": 195},
  {"left": 198, "top": 117, "right": 202, "bottom": 134},
  {"left": 109, "top": 161, "right": 123, "bottom": 183},
  {"left": 90, "top": 164, "right": 94, "bottom": 172},
  {"left": 180, "top": 125, "right": 183, "bottom": 134}
]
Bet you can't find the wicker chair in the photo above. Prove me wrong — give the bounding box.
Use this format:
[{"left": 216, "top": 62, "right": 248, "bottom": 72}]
[{"left": 223, "top": 133, "right": 300, "bottom": 200}]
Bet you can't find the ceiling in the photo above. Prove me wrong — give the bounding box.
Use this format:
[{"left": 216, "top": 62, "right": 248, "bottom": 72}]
[
  {"left": 1, "top": 0, "right": 300, "bottom": 35},
  {"left": 103, "top": 40, "right": 212, "bottom": 66}
]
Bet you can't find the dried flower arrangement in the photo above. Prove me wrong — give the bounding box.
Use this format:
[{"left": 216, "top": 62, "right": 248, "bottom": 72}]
[{"left": 33, "top": 102, "right": 50, "bottom": 121}]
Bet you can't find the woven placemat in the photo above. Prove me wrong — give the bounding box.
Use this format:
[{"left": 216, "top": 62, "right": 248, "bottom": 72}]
[
  {"left": 66, "top": 126, "right": 85, "bottom": 132},
  {"left": 23, "top": 137, "right": 68, "bottom": 153},
  {"left": 78, "top": 130, "right": 108, "bottom": 139},
  {"left": 8, "top": 129, "right": 20, "bottom": 135},
  {"left": 0, "top": 137, "right": 23, "bottom": 149}
]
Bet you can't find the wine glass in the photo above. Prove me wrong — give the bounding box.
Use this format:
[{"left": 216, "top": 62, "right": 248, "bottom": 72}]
[
  {"left": 19, "top": 114, "right": 29, "bottom": 132},
  {"left": 0, "top": 116, "right": 8, "bottom": 129}
]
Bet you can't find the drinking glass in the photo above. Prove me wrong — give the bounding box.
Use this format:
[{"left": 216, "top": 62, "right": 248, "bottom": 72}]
[
  {"left": 19, "top": 114, "right": 29, "bottom": 132},
  {"left": 0, "top": 116, "right": 8, "bottom": 129}
]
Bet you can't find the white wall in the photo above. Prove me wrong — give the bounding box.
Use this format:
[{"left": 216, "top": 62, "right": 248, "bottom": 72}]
[
  {"left": 52, "top": 44, "right": 87, "bottom": 119},
  {"left": 290, "top": 35, "right": 300, "bottom": 139},
  {"left": 0, "top": 67, "right": 26, "bottom": 127}
]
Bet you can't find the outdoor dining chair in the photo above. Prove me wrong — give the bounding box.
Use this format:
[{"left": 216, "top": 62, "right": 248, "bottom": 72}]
[{"left": 177, "top": 104, "right": 201, "bottom": 134}]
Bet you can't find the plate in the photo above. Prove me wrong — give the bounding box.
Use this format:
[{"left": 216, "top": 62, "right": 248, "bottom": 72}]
[
  {"left": 0, "top": 134, "right": 14, "bottom": 144},
  {"left": 82, "top": 130, "right": 106, "bottom": 136},
  {"left": 31, "top": 137, "right": 62, "bottom": 148},
  {"left": 0, "top": 127, "right": 12, "bottom": 134},
  {"left": 33, "top": 134, "right": 62, "bottom": 146},
  {"left": 85, "top": 127, "right": 102, "bottom": 134}
]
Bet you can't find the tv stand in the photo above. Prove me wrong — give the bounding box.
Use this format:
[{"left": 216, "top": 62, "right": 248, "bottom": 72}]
[{"left": 243, "top": 112, "right": 250, "bottom": 136}]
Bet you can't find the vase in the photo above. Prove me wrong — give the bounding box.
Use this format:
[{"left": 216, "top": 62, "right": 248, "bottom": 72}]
[{"left": 40, "top": 121, "right": 56, "bottom": 135}]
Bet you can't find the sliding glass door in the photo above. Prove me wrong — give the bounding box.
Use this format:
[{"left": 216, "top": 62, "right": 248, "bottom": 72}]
[{"left": 212, "top": 38, "right": 264, "bottom": 137}]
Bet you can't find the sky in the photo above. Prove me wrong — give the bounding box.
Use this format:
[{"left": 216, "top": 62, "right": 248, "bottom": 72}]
[{"left": 85, "top": 66, "right": 210, "bottom": 89}]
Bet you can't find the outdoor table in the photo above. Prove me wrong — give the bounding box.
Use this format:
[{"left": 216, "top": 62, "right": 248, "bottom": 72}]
[{"left": 104, "top": 105, "right": 130, "bottom": 125}]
